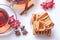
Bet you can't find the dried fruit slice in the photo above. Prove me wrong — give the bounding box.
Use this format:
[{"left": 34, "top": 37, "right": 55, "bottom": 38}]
[{"left": 0, "top": 23, "right": 10, "bottom": 34}]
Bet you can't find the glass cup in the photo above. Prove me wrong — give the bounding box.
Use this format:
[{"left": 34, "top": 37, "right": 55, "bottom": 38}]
[
  {"left": 0, "top": 4, "right": 17, "bottom": 36},
  {"left": 0, "top": 8, "right": 10, "bottom": 34}
]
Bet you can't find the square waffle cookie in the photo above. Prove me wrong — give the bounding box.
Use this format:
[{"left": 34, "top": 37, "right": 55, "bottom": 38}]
[{"left": 31, "top": 12, "right": 54, "bottom": 36}]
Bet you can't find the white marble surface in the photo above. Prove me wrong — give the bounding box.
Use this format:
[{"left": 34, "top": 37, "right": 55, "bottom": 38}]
[{"left": 0, "top": 0, "right": 60, "bottom": 40}]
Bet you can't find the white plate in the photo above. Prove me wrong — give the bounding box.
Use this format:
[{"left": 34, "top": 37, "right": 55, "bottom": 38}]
[{"left": 0, "top": 4, "right": 17, "bottom": 36}]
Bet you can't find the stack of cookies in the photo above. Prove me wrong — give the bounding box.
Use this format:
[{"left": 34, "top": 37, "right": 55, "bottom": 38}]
[{"left": 31, "top": 12, "right": 54, "bottom": 36}]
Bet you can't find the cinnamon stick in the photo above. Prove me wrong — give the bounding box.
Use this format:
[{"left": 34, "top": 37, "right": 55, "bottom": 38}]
[
  {"left": 25, "top": 1, "right": 28, "bottom": 10},
  {"left": 20, "top": 4, "right": 34, "bottom": 15}
]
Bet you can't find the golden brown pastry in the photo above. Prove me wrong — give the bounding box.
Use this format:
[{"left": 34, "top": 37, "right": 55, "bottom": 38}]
[{"left": 31, "top": 12, "right": 54, "bottom": 36}]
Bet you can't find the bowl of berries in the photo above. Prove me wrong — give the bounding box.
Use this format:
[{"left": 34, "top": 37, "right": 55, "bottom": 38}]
[{"left": 0, "top": 4, "right": 20, "bottom": 36}]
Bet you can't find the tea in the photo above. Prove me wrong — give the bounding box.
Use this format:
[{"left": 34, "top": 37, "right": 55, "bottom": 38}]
[{"left": 0, "top": 8, "right": 9, "bottom": 27}]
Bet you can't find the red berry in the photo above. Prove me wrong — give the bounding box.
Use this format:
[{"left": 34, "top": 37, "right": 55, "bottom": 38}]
[
  {"left": 40, "top": 4, "right": 43, "bottom": 6},
  {"left": 40, "top": 0, "right": 55, "bottom": 10},
  {"left": 9, "top": 15, "right": 15, "bottom": 24},
  {"left": 51, "top": 0, "right": 54, "bottom": 2},
  {"left": 9, "top": 15, "right": 21, "bottom": 29}
]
